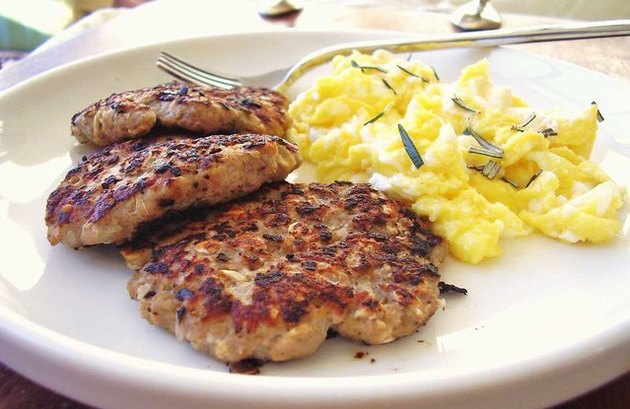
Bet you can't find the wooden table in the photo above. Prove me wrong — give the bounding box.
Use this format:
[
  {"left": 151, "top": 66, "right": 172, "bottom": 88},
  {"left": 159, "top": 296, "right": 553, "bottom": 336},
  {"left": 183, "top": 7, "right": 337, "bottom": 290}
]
[{"left": 0, "top": 1, "right": 628, "bottom": 408}]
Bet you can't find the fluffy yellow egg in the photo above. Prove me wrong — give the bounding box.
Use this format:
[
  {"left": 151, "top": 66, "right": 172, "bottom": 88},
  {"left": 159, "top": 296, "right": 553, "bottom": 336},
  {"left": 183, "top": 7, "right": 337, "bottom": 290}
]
[{"left": 287, "top": 51, "right": 626, "bottom": 264}]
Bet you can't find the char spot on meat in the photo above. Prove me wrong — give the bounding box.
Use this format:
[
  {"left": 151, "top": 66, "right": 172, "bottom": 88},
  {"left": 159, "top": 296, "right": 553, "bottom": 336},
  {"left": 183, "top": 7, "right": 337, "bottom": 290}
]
[
  {"left": 155, "top": 163, "right": 182, "bottom": 177},
  {"left": 158, "top": 89, "right": 178, "bottom": 101},
  {"left": 201, "top": 278, "right": 233, "bottom": 314},
  {"left": 176, "top": 306, "right": 186, "bottom": 322},
  {"left": 113, "top": 184, "right": 134, "bottom": 202},
  {"left": 254, "top": 271, "right": 283, "bottom": 286},
  {"left": 262, "top": 233, "right": 283, "bottom": 243},
  {"left": 124, "top": 157, "right": 144, "bottom": 173},
  {"left": 176, "top": 288, "right": 194, "bottom": 301},
  {"left": 145, "top": 262, "right": 171, "bottom": 275},
  {"left": 71, "top": 112, "right": 80, "bottom": 125},
  {"left": 296, "top": 202, "right": 319, "bottom": 215},
  {"left": 239, "top": 97, "right": 263, "bottom": 108},
  {"left": 216, "top": 252, "right": 229, "bottom": 262},
  {"left": 410, "top": 236, "right": 432, "bottom": 256},
  {"left": 143, "top": 290, "right": 156, "bottom": 299},
  {"left": 244, "top": 223, "right": 259, "bottom": 232},
  {"left": 57, "top": 211, "right": 71, "bottom": 224},
  {"left": 282, "top": 300, "right": 306, "bottom": 323},
  {"left": 319, "top": 230, "right": 332, "bottom": 242},
  {"left": 90, "top": 199, "right": 114, "bottom": 222},
  {"left": 368, "top": 232, "right": 387, "bottom": 242},
  {"left": 159, "top": 198, "right": 175, "bottom": 208},
  {"left": 101, "top": 175, "right": 120, "bottom": 189}
]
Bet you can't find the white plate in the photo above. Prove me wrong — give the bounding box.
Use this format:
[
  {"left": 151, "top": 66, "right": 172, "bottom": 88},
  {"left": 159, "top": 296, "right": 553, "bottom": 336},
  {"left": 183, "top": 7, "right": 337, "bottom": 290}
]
[{"left": 0, "top": 30, "right": 629, "bottom": 409}]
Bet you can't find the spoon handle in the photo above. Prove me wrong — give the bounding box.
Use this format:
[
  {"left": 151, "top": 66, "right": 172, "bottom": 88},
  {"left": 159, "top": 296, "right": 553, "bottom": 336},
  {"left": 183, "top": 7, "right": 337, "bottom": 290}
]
[
  {"left": 278, "top": 19, "right": 630, "bottom": 92},
  {"left": 330, "top": 19, "right": 630, "bottom": 54}
]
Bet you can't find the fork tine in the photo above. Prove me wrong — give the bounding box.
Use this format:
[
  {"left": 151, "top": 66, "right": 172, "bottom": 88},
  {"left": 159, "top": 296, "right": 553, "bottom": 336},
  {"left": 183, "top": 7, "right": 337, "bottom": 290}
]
[
  {"left": 157, "top": 56, "right": 234, "bottom": 89},
  {"left": 159, "top": 52, "right": 242, "bottom": 88},
  {"left": 156, "top": 58, "right": 233, "bottom": 89},
  {"left": 156, "top": 60, "right": 215, "bottom": 88}
]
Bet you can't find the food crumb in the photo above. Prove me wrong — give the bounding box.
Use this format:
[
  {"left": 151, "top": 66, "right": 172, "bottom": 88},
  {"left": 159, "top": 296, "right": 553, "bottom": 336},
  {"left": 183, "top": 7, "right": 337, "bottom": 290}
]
[
  {"left": 370, "top": 358, "right": 376, "bottom": 364},
  {"left": 438, "top": 281, "right": 468, "bottom": 295},
  {"left": 354, "top": 351, "right": 368, "bottom": 359},
  {"left": 417, "top": 340, "right": 424, "bottom": 343},
  {"left": 228, "top": 358, "right": 265, "bottom": 374}
]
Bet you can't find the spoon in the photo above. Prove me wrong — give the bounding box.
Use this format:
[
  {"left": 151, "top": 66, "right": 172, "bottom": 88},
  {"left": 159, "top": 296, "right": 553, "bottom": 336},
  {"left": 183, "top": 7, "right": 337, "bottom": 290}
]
[
  {"left": 451, "top": 0, "right": 502, "bottom": 31},
  {"left": 259, "top": 0, "right": 303, "bottom": 18}
]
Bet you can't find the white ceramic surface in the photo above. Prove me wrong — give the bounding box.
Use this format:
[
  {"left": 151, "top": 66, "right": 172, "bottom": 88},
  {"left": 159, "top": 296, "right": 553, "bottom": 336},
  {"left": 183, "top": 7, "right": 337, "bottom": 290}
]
[{"left": 0, "top": 30, "right": 629, "bottom": 409}]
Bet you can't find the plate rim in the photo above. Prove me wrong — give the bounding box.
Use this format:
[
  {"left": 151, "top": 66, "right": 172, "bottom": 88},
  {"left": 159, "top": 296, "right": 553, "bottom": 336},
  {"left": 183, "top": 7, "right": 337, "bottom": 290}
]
[{"left": 1, "top": 28, "right": 629, "bottom": 409}]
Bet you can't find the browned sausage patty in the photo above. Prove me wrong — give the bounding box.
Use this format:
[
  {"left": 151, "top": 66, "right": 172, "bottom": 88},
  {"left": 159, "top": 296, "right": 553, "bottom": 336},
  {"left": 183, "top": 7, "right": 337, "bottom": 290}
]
[
  {"left": 45, "top": 134, "right": 301, "bottom": 248},
  {"left": 70, "top": 82, "right": 289, "bottom": 146},
  {"left": 123, "top": 181, "right": 446, "bottom": 363}
]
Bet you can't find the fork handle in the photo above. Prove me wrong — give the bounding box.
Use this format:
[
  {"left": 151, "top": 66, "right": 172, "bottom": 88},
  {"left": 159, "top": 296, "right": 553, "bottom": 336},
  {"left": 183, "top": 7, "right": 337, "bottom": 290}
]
[{"left": 277, "top": 19, "right": 630, "bottom": 92}]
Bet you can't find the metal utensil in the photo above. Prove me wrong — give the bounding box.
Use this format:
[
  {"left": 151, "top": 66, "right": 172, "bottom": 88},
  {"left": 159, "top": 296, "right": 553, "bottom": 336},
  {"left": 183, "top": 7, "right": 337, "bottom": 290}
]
[
  {"left": 156, "top": 19, "right": 630, "bottom": 92},
  {"left": 259, "top": 0, "right": 302, "bottom": 18},
  {"left": 451, "top": 0, "right": 502, "bottom": 31}
]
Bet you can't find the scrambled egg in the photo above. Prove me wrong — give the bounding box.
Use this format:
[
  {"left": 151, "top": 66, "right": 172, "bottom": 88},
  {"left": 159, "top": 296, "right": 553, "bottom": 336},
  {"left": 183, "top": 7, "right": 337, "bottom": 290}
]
[{"left": 287, "top": 51, "right": 625, "bottom": 264}]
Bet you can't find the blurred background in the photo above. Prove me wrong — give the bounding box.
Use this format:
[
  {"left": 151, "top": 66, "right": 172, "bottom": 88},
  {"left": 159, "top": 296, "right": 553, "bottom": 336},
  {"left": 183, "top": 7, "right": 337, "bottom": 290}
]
[{"left": 2, "top": 0, "right": 630, "bottom": 68}]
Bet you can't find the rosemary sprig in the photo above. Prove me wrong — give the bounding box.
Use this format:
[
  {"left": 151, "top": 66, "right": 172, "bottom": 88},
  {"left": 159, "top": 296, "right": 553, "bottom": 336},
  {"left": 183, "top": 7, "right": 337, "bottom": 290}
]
[
  {"left": 351, "top": 60, "right": 388, "bottom": 74},
  {"left": 469, "top": 146, "right": 504, "bottom": 159},
  {"left": 470, "top": 162, "right": 520, "bottom": 188},
  {"left": 430, "top": 65, "right": 440, "bottom": 81},
  {"left": 398, "top": 124, "right": 424, "bottom": 169},
  {"left": 501, "top": 177, "right": 520, "bottom": 189},
  {"left": 364, "top": 102, "right": 393, "bottom": 126},
  {"left": 525, "top": 170, "right": 542, "bottom": 188},
  {"left": 452, "top": 95, "right": 479, "bottom": 113},
  {"left": 382, "top": 79, "right": 397, "bottom": 95},
  {"left": 467, "top": 164, "right": 485, "bottom": 171},
  {"left": 396, "top": 64, "right": 429, "bottom": 82},
  {"left": 512, "top": 112, "right": 536, "bottom": 132},
  {"left": 465, "top": 124, "right": 504, "bottom": 156},
  {"left": 591, "top": 101, "right": 605, "bottom": 122},
  {"left": 540, "top": 128, "right": 558, "bottom": 137}
]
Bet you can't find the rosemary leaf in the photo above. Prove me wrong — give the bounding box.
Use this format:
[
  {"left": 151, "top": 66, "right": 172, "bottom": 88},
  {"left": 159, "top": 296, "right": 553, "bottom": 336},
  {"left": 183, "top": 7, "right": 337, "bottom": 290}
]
[
  {"left": 406, "top": 53, "right": 413, "bottom": 62},
  {"left": 469, "top": 146, "right": 503, "bottom": 159},
  {"left": 396, "top": 64, "right": 429, "bottom": 82},
  {"left": 525, "top": 170, "right": 542, "bottom": 188},
  {"left": 467, "top": 164, "right": 485, "bottom": 171},
  {"left": 452, "top": 95, "right": 479, "bottom": 113},
  {"left": 482, "top": 160, "right": 502, "bottom": 180},
  {"left": 540, "top": 128, "right": 558, "bottom": 137},
  {"left": 351, "top": 60, "right": 388, "bottom": 74},
  {"left": 512, "top": 112, "right": 536, "bottom": 131},
  {"left": 364, "top": 102, "right": 393, "bottom": 126},
  {"left": 398, "top": 124, "right": 424, "bottom": 169},
  {"left": 430, "top": 65, "right": 440, "bottom": 81},
  {"left": 521, "top": 112, "right": 536, "bottom": 127},
  {"left": 591, "top": 101, "right": 605, "bottom": 122},
  {"left": 466, "top": 124, "right": 504, "bottom": 155},
  {"left": 501, "top": 177, "right": 520, "bottom": 189},
  {"left": 382, "top": 79, "right": 397, "bottom": 95}
]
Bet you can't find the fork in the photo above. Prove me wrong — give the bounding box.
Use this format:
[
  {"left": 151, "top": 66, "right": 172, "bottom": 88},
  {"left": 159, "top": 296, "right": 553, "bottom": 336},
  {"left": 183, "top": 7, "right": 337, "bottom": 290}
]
[{"left": 156, "top": 19, "right": 630, "bottom": 93}]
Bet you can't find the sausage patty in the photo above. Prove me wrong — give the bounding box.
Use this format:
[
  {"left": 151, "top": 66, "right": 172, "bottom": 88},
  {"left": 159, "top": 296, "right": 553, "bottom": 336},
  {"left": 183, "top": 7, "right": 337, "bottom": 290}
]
[
  {"left": 123, "top": 181, "right": 447, "bottom": 363},
  {"left": 70, "top": 82, "right": 289, "bottom": 146},
  {"left": 46, "top": 134, "right": 301, "bottom": 248}
]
